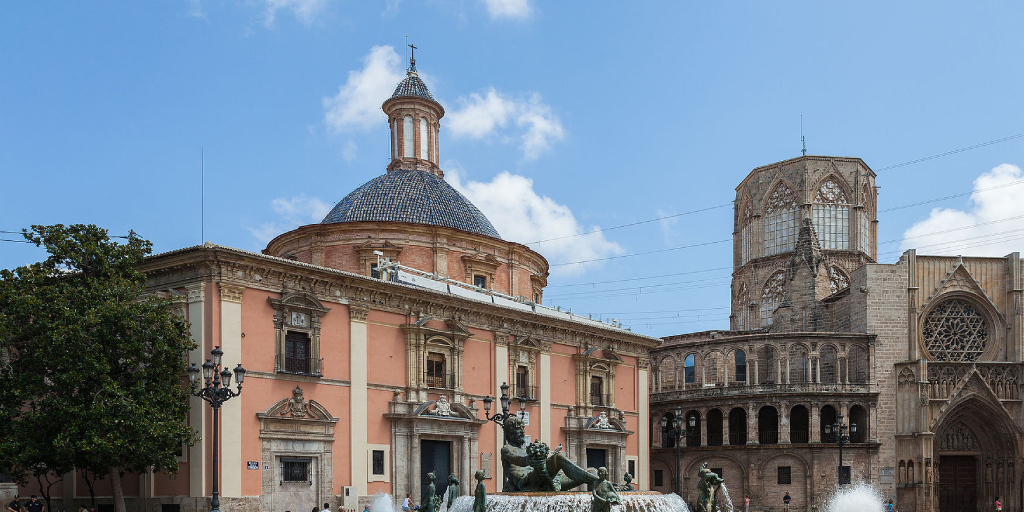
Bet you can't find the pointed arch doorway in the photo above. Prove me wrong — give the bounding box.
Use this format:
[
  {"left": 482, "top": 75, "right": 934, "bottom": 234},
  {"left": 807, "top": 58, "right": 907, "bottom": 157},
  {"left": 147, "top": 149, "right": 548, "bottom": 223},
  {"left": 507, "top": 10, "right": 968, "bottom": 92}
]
[{"left": 932, "top": 392, "right": 1022, "bottom": 512}]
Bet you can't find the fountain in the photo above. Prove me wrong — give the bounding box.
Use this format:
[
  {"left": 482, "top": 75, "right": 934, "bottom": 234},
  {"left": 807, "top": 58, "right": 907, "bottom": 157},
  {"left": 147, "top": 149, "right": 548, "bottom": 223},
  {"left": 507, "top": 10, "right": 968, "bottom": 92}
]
[
  {"left": 822, "top": 483, "right": 886, "bottom": 512},
  {"left": 370, "top": 492, "right": 397, "bottom": 512}
]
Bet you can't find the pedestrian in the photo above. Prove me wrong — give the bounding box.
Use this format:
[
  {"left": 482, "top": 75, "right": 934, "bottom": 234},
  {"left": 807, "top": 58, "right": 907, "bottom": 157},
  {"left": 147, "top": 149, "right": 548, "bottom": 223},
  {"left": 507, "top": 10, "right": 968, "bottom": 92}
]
[
  {"left": 782, "top": 491, "right": 791, "bottom": 512},
  {"left": 312, "top": 506, "right": 319, "bottom": 512},
  {"left": 362, "top": 504, "right": 370, "bottom": 512},
  {"left": 24, "top": 496, "right": 43, "bottom": 512},
  {"left": 402, "top": 494, "right": 412, "bottom": 512},
  {"left": 323, "top": 503, "right": 331, "bottom": 512},
  {"left": 995, "top": 496, "right": 1002, "bottom": 511},
  {"left": 6, "top": 495, "right": 19, "bottom": 512},
  {"left": 886, "top": 499, "right": 894, "bottom": 512},
  {"left": 78, "top": 505, "right": 88, "bottom": 512},
  {"left": 743, "top": 495, "right": 750, "bottom": 512}
]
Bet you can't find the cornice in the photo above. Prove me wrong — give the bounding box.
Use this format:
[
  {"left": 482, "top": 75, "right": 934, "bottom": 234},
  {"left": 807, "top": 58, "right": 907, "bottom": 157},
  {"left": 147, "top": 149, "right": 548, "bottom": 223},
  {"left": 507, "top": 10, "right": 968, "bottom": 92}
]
[{"left": 141, "top": 244, "right": 660, "bottom": 356}]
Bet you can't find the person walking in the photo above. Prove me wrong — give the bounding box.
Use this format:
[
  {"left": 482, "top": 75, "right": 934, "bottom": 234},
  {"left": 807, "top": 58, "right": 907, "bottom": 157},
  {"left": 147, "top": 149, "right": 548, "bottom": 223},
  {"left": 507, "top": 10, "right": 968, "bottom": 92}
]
[
  {"left": 24, "top": 496, "right": 43, "bottom": 512},
  {"left": 886, "top": 499, "right": 894, "bottom": 512},
  {"left": 6, "top": 495, "right": 20, "bottom": 512},
  {"left": 995, "top": 496, "right": 1002, "bottom": 511},
  {"left": 743, "top": 495, "right": 750, "bottom": 512},
  {"left": 782, "top": 491, "right": 791, "bottom": 512},
  {"left": 323, "top": 503, "right": 331, "bottom": 512}
]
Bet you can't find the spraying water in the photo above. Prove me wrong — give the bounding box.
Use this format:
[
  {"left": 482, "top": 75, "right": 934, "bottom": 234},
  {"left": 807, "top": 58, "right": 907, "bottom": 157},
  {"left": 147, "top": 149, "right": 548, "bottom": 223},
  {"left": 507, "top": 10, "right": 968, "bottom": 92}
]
[
  {"left": 717, "top": 483, "right": 734, "bottom": 512},
  {"left": 371, "top": 493, "right": 397, "bottom": 512},
  {"left": 823, "top": 483, "right": 885, "bottom": 512}
]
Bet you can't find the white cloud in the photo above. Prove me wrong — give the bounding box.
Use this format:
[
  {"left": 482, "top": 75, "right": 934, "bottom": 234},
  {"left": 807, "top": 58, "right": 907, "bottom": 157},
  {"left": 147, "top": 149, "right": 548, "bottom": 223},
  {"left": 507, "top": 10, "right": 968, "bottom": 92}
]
[
  {"left": 342, "top": 140, "right": 358, "bottom": 162},
  {"left": 323, "top": 45, "right": 405, "bottom": 132},
  {"left": 186, "top": 0, "right": 206, "bottom": 19},
  {"left": 262, "top": 0, "right": 327, "bottom": 28},
  {"left": 249, "top": 194, "right": 333, "bottom": 243},
  {"left": 447, "top": 166, "right": 622, "bottom": 274},
  {"left": 446, "top": 88, "right": 564, "bottom": 160},
  {"left": 657, "top": 209, "right": 679, "bottom": 244},
  {"left": 900, "top": 164, "right": 1024, "bottom": 257},
  {"left": 483, "top": 0, "right": 531, "bottom": 19}
]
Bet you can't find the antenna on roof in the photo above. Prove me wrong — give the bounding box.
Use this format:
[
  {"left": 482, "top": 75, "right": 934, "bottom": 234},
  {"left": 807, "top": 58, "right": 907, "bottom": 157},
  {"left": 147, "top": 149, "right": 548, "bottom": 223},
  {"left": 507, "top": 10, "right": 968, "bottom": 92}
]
[{"left": 800, "top": 114, "right": 806, "bottom": 156}]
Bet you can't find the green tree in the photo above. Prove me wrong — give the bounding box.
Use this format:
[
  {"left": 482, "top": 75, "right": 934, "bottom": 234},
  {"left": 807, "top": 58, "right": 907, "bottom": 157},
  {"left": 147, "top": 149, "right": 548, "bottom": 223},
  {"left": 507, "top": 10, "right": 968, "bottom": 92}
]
[{"left": 0, "top": 225, "right": 198, "bottom": 512}]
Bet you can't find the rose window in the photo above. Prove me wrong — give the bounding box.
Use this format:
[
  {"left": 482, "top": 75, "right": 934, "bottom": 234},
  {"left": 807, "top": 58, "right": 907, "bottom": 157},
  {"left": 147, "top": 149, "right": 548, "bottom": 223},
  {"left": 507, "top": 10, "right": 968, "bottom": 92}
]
[{"left": 923, "top": 299, "right": 988, "bottom": 361}]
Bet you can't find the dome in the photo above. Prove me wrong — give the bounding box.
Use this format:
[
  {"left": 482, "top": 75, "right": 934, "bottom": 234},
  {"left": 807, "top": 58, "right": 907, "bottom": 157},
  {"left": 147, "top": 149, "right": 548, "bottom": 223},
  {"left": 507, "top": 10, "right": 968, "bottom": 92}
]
[
  {"left": 391, "top": 71, "right": 435, "bottom": 101},
  {"left": 322, "top": 169, "right": 501, "bottom": 239}
]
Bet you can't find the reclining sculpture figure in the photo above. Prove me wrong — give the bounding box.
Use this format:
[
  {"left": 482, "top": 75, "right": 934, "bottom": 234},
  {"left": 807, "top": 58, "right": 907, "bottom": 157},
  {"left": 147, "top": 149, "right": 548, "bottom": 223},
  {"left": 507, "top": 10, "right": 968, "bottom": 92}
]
[{"left": 500, "top": 416, "right": 599, "bottom": 492}]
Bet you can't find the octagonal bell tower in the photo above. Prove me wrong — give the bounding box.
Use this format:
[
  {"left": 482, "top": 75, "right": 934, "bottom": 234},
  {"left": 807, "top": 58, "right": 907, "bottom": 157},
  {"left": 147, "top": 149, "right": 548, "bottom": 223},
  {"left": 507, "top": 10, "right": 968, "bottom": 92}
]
[{"left": 383, "top": 50, "right": 445, "bottom": 177}]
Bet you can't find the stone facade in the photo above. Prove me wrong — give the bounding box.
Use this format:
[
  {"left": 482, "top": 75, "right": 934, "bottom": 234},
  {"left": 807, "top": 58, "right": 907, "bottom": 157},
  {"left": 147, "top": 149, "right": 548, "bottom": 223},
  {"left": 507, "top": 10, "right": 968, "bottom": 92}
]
[{"left": 653, "top": 156, "right": 1024, "bottom": 512}]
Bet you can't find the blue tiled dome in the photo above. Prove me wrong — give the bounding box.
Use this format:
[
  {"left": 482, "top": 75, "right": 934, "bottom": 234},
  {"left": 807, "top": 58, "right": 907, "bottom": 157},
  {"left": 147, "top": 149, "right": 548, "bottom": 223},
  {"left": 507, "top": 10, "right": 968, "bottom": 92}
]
[
  {"left": 322, "top": 169, "right": 501, "bottom": 239},
  {"left": 391, "top": 71, "right": 435, "bottom": 101}
]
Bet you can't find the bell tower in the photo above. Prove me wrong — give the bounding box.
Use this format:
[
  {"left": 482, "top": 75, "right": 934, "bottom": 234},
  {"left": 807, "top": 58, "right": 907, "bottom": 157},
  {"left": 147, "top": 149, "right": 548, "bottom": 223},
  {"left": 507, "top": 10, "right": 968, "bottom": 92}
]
[{"left": 382, "top": 45, "right": 445, "bottom": 177}]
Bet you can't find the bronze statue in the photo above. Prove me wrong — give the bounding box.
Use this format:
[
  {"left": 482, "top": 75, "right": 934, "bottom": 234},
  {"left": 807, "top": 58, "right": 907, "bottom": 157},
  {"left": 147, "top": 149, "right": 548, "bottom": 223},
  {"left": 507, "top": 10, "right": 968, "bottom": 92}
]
[
  {"left": 424, "top": 473, "right": 439, "bottom": 512},
  {"left": 622, "top": 473, "right": 634, "bottom": 491},
  {"left": 446, "top": 474, "right": 460, "bottom": 510},
  {"left": 500, "top": 416, "right": 599, "bottom": 491},
  {"left": 473, "top": 470, "right": 487, "bottom": 512},
  {"left": 696, "top": 463, "right": 724, "bottom": 512},
  {"left": 590, "top": 467, "right": 621, "bottom": 512}
]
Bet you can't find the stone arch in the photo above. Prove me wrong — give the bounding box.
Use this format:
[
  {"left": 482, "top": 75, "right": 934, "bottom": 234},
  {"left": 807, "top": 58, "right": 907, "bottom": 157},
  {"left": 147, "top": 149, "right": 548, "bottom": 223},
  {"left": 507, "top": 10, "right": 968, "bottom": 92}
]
[
  {"left": 757, "top": 344, "right": 778, "bottom": 384},
  {"left": 685, "top": 409, "right": 702, "bottom": 447},
  {"left": 788, "top": 343, "right": 810, "bottom": 383},
  {"left": 706, "top": 408, "right": 725, "bottom": 446},
  {"left": 811, "top": 173, "right": 853, "bottom": 204},
  {"left": 735, "top": 282, "right": 751, "bottom": 331},
  {"left": 704, "top": 350, "right": 725, "bottom": 386},
  {"left": 683, "top": 353, "right": 698, "bottom": 385},
  {"left": 931, "top": 388, "right": 1023, "bottom": 512},
  {"left": 658, "top": 354, "right": 678, "bottom": 391},
  {"left": 920, "top": 292, "right": 1001, "bottom": 362},
  {"left": 848, "top": 345, "right": 868, "bottom": 383},
  {"left": 758, "top": 405, "right": 779, "bottom": 445},
  {"left": 738, "top": 194, "right": 757, "bottom": 265},
  {"left": 732, "top": 347, "right": 748, "bottom": 384},
  {"left": 828, "top": 265, "right": 850, "bottom": 295},
  {"left": 819, "top": 343, "right": 839, "bottom": 383}
]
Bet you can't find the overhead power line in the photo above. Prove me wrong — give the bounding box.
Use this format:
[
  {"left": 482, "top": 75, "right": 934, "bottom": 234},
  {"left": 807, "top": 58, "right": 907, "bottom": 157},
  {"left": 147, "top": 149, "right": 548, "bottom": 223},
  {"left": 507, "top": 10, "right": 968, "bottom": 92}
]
[{"left": 874, "top": 132, "right": 1024, "bottom": 172}]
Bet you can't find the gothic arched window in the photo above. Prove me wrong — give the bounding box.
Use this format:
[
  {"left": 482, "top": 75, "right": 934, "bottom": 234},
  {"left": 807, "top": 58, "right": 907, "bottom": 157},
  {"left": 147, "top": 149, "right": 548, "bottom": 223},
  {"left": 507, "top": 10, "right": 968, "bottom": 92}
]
[
  {"left": 757, "top": 345, "right": 777, "bottom": 384},
  {"left": 734, "top": 349, "right": 747, "bottom": 383},
  {"left": 419, "top": 117, "right": 429, "bottom": 160},
  {"left": 860, "top": 183, "right": 873, "bottom": 253},
  {"left": 828, "top": 266, "right": 850, "bottom": 295},
  {"left": 736, "top": 282, "right": 750, "bottom": 330},
  {"left": 923, "top": 299, "right": 989, "bottom": 362},
  {"left": 739, "top": 198, "right": 755, "bottom": 265},
  {"left": 820, "top": 344, "right": 838, "bottom": 384},
  {"left": 813, "top": 178, "right": 850, "bottom": 250},
  {"left": 403, "top": 115, "right": 414, "bottom": 158},
  {"left": 764, "top": 183, "right": 798, "bottom": 256},
  {"left": 760, "top": 271, "right": 786, "bottom": 327},
  {"left": 684, "top": 354, "right": 696, "bottom": 384}
]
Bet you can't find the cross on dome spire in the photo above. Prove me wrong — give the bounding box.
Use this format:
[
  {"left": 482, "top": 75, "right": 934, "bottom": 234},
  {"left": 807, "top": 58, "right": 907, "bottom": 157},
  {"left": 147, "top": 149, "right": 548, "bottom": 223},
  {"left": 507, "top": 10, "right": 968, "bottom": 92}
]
[{"left": 408, "top": 43, "right": 418, "bottom": 72}]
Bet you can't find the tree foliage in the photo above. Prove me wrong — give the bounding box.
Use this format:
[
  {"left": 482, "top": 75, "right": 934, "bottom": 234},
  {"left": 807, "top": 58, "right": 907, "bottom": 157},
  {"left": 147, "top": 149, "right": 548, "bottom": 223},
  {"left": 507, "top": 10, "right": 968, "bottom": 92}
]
[{"left": 0, "top": 225, "right": 197, "bottom": 511}]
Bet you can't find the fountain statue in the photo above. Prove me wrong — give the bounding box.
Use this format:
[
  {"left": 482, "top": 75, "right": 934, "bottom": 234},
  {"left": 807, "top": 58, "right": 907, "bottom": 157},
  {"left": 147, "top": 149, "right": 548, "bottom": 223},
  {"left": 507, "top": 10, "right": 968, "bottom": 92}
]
[
  {"left": 424, "top": 473, "right": 440, "bottom": 512},
  {"left": 622, "top": 473, "right": 634, "bottom": 491},
  {"left": 446, "top": 474, "right": 460, "bottom": 510},
  {"left": 472, "top": 470, "right": 487, "bottom": 512},
  {"left": 697, "top": 463, "right": 725, "bottom": 512},
  {"left": 500, "top": 415, "right": 600, "bottom": 491},
  {"left": 590, "top": 467, "right": 621, "bottom": 512}
]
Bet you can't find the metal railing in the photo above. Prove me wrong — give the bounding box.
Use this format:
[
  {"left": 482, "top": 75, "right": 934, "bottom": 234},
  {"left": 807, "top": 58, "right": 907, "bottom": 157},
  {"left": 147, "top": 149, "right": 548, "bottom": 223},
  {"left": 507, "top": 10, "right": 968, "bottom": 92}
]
[
  {"left": 590, "top": 393, "right": 611, "bottom": 406},
  {"left": 707, "top": 433, "right": 723, "bottom": 446},
  {"left": 729, "top": 431, "right": 747, "bottom": 445},
  {"left": 789, "top": 430, "right": 809, "bottom": 444},
  {"left": 652, "top": 381, "right": 872, "bottom": 401},
  {"left": 424, "top": 372, "right": 456, "bottom": 389},
  {"left": 759, "top": 431, "right": 779, "bottom": 445},
  {"left": 514, "top": 385, "right": 538, "bottom": 401},
  {"left": 276, "top": 354, "right": 324, "bottom": 377}
]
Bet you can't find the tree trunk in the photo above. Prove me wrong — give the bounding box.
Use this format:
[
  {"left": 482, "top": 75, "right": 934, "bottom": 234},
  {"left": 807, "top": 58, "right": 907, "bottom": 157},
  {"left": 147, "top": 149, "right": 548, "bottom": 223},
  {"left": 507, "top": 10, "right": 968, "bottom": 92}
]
[
  {"left": 84, "top": 471, "right": 100, "bottom": 508},
  {"left": 109, "top": 468, "right": 126, "bottom": 512}
]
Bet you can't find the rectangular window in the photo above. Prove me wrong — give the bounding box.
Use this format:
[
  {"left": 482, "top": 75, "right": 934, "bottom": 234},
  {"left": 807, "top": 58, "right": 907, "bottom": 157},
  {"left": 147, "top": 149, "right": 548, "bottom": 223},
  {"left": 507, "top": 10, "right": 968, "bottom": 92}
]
[
  {"left": 474, "top": 275, "right": 488, "bottom": 289},
  {"left": 372, "top": 450, "right": 385, "bottom": 476},
  {"left": 285, "top": 331, "right": 311, "bottom": 374},
  {"left": 515, "top": 365, "right": 530, "bottom": 399},
  {"left": 403, "top": 116, "right": 414, "bottom": 158},
  {"left": 590, "top": 376, "right": 604, "bottom": 405},
  {"left": 840, "top": 466, "right": 851, "bottom": 485},
  {"left": 654, "top": 469, "right": 664, "bottom": 487},
  {"left": 282, "top": 458, "right": 311, "bottom": 483},
  {"left": 628, "top": 460, "right": 635, "bottom": 479},
  {"left": 370, "top": 263, "right": 380, "bottom": 279},
  {"left": 813, "top": 205, "right": 850, "bottom": 250},
  {"left": 859, "top": 210, "right": 870, "bottom": 253},
  {"left": 426, "top": 353, "right": 447, "bottom": 388},
  {"left": 765, "top": 209, "right": 798, "bottom": 256},
  {"left": 777, "top": 466, "right": 792, "bottom": 485}
]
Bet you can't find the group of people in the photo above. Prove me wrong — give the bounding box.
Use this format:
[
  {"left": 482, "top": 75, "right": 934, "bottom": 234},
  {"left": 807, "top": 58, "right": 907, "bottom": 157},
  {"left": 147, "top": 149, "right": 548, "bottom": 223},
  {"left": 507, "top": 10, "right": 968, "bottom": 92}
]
[{"left": 7, "top": 495, "right": 44, "bottom": 512}]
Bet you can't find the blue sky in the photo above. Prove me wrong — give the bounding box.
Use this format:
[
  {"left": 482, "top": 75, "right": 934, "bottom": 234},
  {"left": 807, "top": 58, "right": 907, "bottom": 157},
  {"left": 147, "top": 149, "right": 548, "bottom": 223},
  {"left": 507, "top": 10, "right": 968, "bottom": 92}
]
[{"left": 2, "top": 1, "right": 1024, "bottom": 336}]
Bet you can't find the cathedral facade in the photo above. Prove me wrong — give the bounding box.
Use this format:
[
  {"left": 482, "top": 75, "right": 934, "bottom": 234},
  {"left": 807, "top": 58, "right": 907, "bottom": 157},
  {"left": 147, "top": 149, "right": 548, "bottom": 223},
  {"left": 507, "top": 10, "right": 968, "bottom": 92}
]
[
  {"left": 12, "top": 59, "right": 657, "bottom": 512},
  {"left": 650, "top": 156, "right": 1023, "bottom": 512}
]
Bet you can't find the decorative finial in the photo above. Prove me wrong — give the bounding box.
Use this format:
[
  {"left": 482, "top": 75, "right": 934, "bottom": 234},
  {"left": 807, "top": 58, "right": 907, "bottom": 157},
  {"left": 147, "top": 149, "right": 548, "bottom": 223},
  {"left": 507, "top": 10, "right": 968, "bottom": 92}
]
[{"left": 408, "top": 43, "right": 418, "bottom": 72}]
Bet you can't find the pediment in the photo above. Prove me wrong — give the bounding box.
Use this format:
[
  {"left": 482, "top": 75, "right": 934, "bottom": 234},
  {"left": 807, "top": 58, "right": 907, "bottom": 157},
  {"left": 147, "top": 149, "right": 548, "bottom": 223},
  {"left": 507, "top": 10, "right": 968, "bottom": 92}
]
[
  {"left": 445, "top": 319, "right": 472, "bottom": 337},
  {"left": 411, "top": 399, "right": 476, "bottom": 420},
  {"left": 922, "top": 263, "right": 1003, "bottom": 324},
  {"left": 354, "top": 239, "right": 403, "bottom": 255},
  {"left": 512, "top": 335, "right": 542, "bottom": 350},
  {"left": 930, "top": 371, "right": 1005, "bottom": 430},
  {"left": 269, "top": 290, "right": 331, "bottom": 314},
  {"left": 586, "top": 413, "right": 627, "bottom": 431},
  {"left": 258, "top": 386, "right": 337, "bottom": 422},
  {"left": 461, "top": 252, "right": 500, "bottom": 272}
]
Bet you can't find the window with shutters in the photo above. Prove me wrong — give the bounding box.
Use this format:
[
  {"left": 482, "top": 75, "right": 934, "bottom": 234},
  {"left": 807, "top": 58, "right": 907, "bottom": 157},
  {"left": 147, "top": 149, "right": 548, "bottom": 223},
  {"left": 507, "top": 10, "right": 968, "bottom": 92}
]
[
  {"left": 285, "top": 331, "right": 311, "bottom": 374},
  {"left": 590, "top": 376, "right": 605, "bottom": 406},
  {"left": 372, "top": 450, "right": 385, "bottom": 475},
  {"left": 426, "top": 353, "right": 448, "bottom": 388}
]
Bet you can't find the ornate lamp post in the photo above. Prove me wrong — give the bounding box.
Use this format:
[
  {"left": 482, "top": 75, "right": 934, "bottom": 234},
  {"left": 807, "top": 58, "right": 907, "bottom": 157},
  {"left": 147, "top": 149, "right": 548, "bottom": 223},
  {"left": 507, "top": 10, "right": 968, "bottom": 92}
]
[
  {"left": 482, "top": 382, "right": 516, "bottom": 426},
  {"left": 660, "top": 404, "right": 697, "bottom": 496},
  {"left": 187, "top": 346, "right": 246, "bottom": 512},
  {"left": 824, "top": 413, "right": 856, "bottom": 486}
]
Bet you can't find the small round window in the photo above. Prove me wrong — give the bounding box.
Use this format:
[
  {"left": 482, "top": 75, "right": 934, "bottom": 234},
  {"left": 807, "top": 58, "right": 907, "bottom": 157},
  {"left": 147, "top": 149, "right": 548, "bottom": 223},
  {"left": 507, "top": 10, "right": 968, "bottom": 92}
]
[{"left": 923, "top": 299, "right": 988, "bottom": 361}]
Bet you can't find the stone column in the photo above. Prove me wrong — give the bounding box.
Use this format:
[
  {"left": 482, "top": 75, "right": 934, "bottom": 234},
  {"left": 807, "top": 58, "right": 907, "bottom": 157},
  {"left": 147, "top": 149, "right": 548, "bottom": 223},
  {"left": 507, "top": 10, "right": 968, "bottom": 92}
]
[
  {"left": 185, "top": 283, "right": 207, "bottom": 498},
  {"left": 748, "top": 402, "right": 759, "bottom": 445},
  {"left": 350, "top": 304, "right": 370, "bottom": 496},
  {"left": 540, "top": 353, "right": 552, "bottom": 444},
  {"left": 638, "top": 361, "right": 650, "bottom": 490},
  {"left": 810, "top": 404, "right": 821, "bottom": 443},
  {"left": 700, "top": 413, "right": 708, "bottom": 446},
  {"left": 780, "top": 402, "right": 790, "bottom": 444},
  {"left": 219, "top": 283, "right": 245, "bottom": 499}
]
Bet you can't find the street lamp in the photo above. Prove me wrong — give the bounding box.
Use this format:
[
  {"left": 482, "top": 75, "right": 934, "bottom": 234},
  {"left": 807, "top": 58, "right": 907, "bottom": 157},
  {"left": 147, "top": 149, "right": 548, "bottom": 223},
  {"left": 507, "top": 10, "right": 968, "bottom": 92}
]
[
  {"left": 187, "top": 346, "right": 246, "bottom": 512},
  {"left": 660, "top": 404, "right": 697, "bottom": 496},
  {"left": 823, "top": 413, "right": 857, "bottom": 486},
  {"left": 483, "top": 382, "right": 515, "bottom": 426}
]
